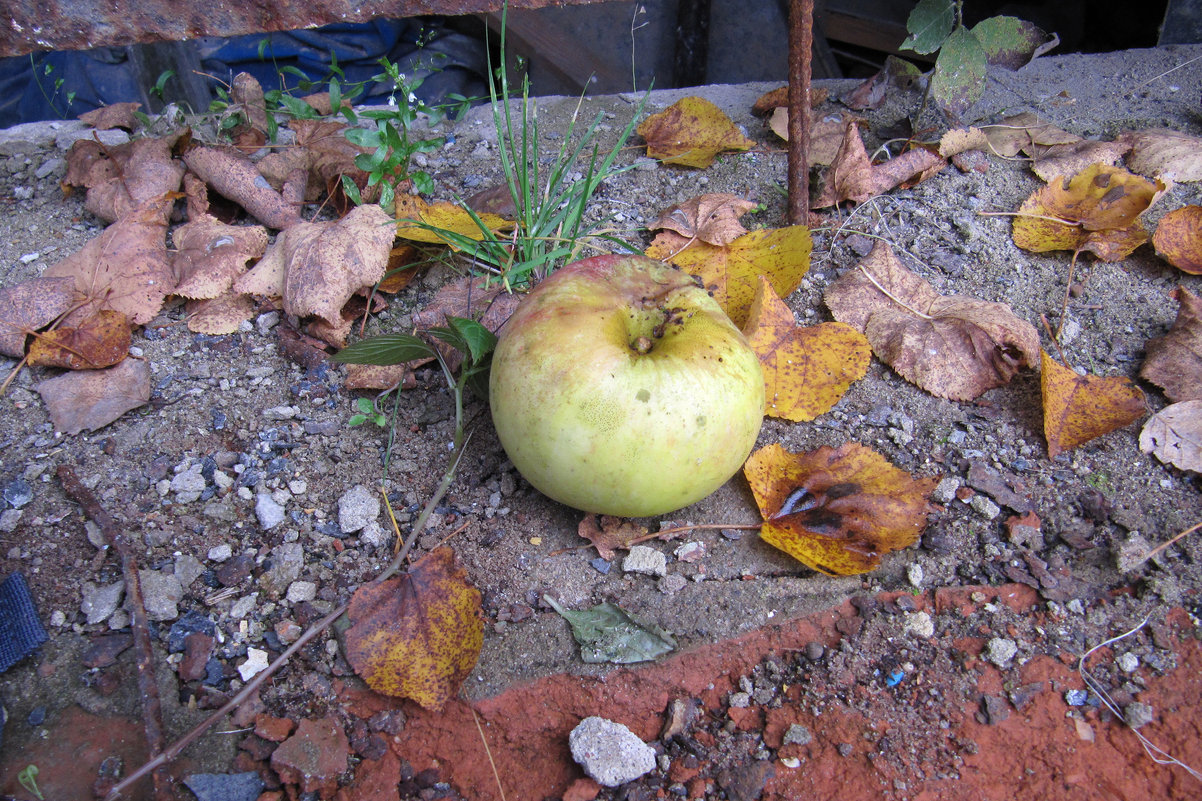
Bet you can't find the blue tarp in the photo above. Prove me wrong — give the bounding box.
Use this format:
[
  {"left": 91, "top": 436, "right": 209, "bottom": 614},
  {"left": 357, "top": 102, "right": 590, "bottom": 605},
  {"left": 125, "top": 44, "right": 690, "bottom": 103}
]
[{"left": 0, "top": 19, "right": 487, "bottom": 127}]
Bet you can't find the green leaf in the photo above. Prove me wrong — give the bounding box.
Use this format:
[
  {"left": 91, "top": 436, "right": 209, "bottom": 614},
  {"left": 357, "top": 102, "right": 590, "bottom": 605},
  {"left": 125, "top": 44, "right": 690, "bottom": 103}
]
[
  {"left": 447, "top": 317, "right": 497, "bottom": 364},
  {"left": 970, "top": 15, "right": 1053, "bottom": 70},
  {"left": 356, "top": 397, "right": 375, "bottom": 414},
  {"left": 348, "top": 414, "right": 368, "bottom": 426},
  {"left": 329, "top": 76, "right": 342, "bottom": 112},
  {"left": 900, "top": 0, "right": 956, "bottom": 54},
  {"left": 931, "top": 26, "right": 988, "bottom": 117},
  {"left": 276, "top": 93, "right": 317, "bottom": 120},
  {"left": 345, "top": 127, "right": 382, "bottom": 148},
  {"left": 544, "top": 595, "right": 676, "bottom": 664},
  {"left": 411, "top": 170, "right": 435, "bottom": 195},
  {"left": 341, "top": 175, "right": 364, "bottom": 206},
  {"left": 332, "top": 334, "right": 436, "bottom": 366}
]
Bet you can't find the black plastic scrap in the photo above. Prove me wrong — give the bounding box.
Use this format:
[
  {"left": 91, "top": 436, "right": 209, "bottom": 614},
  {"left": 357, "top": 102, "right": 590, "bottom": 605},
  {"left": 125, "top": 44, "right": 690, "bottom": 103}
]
[{"left": 0, "top": 572, "right": 48, "bottom": 673}]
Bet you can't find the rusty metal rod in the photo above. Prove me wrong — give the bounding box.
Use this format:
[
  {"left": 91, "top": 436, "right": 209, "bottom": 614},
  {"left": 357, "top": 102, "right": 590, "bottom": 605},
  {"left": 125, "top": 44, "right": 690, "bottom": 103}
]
[{"left": 787, "top": 0, "right": 813, "bottom": 226}]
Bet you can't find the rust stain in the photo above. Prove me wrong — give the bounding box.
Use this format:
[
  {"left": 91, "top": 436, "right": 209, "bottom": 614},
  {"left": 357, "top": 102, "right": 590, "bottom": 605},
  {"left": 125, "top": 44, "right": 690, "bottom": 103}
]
[{"left": 2, "top": 0, "right": 600, "bottom": 57}]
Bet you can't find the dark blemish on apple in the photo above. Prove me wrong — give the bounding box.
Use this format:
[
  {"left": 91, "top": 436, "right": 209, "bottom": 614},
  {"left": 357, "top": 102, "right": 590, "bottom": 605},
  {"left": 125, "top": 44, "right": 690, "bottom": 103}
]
[
  {"left": 637, "top": 388, "right": 651, "bottom": 402},
  {"left": 696, "top": 415, "right": 706, "bottom": 427}
]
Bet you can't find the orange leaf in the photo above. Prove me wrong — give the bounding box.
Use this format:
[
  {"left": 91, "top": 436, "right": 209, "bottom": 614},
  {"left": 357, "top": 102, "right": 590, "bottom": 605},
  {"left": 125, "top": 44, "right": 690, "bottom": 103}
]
[
  {"left": 1153, "top": 205, "right": 1202, "bottom": 274},
  {"left": 1041, "top": 350, "right": 1146, "bottom": 457},
  {"left": 1140, "top": 286, "right": 1202, "bottom": 402},
  {"left": 743, "top": 442, "right": 937, "bottom": 576},
  {"left": 394, "top": 194, "right": 511, "bottom": 247},
  {"left": 645, "top": 226, "right": 811, "bottom": 328},
  {"left": 744, "top": 276, "right": 869, "bottom": 421},
  {"left": 824, "top": 242, "right": 1039, "bottom": 400},
  {"left": 27, "top": 310, "right": 130, "bottom": 370},
  {"left": 1011, "top": 163, "right": 1162, "bottom": 261},
  {"left": 343, "top": 547, "right": 483, "bottom": 710},
  {"left": 637, "top": 96, "right": 754, "bottom": 169}
]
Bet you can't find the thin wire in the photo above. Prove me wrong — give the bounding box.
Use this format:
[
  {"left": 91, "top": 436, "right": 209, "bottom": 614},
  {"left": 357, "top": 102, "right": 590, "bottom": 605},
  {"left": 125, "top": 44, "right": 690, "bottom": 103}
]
[{"left": 1077, "top": 616, "right": 1202, "bottom": 783}]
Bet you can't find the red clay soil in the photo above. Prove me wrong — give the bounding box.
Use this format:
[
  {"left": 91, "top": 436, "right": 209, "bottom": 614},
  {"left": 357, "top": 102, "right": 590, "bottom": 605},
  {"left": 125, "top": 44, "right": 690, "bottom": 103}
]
[{"left": 338, "top": 584, "right": 1202, "bottom": 801}]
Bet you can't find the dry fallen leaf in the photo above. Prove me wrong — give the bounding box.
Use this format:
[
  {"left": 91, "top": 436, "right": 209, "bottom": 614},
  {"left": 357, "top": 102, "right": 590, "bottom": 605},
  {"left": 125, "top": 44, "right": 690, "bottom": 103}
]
[
  {"left": 36, "top": 357, "right": 151, "bottom": 434},
  {"left": 743, "top": 442, "right": 937, "bottom": 576},
  {"left": 27, "top": 310, "right": 130, "bottom": 370},
  {"left": 1041, "top": 350, "right": 1146, "bottom": 458},
  {"left": 1153, "top": 205, "right": 1202, "bottom": 274},
  {"left": 0, "top": 276, "right": 78, "bottom": 357},
  {"left": 343, "top": 362, "right": 415, "bottom": 391},
  {"left": 646, "top": 226, "right": 812, "bottom": 328},
  {"left": 236, "top": 204, "right": 393, "bottom": 327},
  {"left": 78, "top": 102, "right": 141, "bottom": 131},
  {"left": 1140, "top": 286, "right": 1202, "bottom": 402},
  {"left": 649, "top": 194, "right": 757, "bottom": 246},
  {"left": 578, "top": 514, "right": 648, "bottom": 561},
  {"left": 1011, "top": 163, "right": 1162, "bottom": 261},
  {"left": 939, "top": 127, "right": 989, "bottom": 159},
  {"left": 1139, "top": 400, "right": 1202, "bottom": 473},
  {"left": 185, "top": 294, "right": 258, "bottom": 335},
  {"left": 750, "top": 85, "right": 828, "bottom": 116},
  {"left": 183, "top": 145, "right": 303, "bottom": 230},
  {"left": 172, "top": 215, "right": 269, "bottom": 299},
  {"left": 825, "top": 242, "right": 1040, "bottom": 400},
  {"left": 44, "top": 195, "right": 175, "bottom": 325},
  {"left": 743, "top": 275, "right": 869, "bottom": 421},
  {"left": 1121, "top": 128, "right": 1202, "bottom": 183},
  {"left": 981, "top": 112, "right": 1081, "bottom": 158},
  {"left": 637, "top": 96, "right": 754, "bottom": 169},
  {"left": 64, "top": 135, "right": 185, "bottom": 224},
  {"left": 410, "top": 274, "right": 523, "bottom": 336},
  {"left": 813, "top": 121, "right": 945, "bottom": 208},
  {"left": 342, "top": 547, "right": 483, "bottom": 710},
  {"left": 1030, "top": 139, "right": 1130, "bottom": 183}
]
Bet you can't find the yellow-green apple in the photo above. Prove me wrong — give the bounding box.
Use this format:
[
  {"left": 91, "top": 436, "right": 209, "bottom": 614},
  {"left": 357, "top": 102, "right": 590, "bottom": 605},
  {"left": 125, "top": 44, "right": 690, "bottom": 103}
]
[{"left": 489, "top": 254, "right": 764, "bottom": 517}]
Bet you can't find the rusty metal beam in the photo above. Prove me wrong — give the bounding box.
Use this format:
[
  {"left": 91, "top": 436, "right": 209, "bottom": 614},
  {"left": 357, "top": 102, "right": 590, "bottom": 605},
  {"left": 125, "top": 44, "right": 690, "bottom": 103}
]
[{"left": 1, "top": 0, "right": 609, "bottom": 57}]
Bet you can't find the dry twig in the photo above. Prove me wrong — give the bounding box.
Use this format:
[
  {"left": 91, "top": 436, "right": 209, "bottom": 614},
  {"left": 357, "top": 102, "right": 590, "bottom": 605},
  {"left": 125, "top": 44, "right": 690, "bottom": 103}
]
[{"left": 58, "top": 465, "right": 172, "bottom": 801}]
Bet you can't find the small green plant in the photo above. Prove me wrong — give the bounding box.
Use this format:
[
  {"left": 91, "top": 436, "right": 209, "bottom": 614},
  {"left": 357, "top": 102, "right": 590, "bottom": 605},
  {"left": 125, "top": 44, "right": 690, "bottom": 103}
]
[
  {"left": 29, "top": 56, "right": 76, "bottom": 119},
  {"left": 413, "top": 5, "right": 647, "bottom": 289},
  {"left": 331, "top": 317, "right": 496, "bottom": 471},
  {"left": 337, "top": 55, "right": 472, "bottom": 207},
  {"left": 18, "top": 764, "right": 44, "bottom": 801},
  {"left": 348, "top": 396, "right": 388, "bottom": 428},
  {"left": 900, "top": 0, "right": 1052, "bottom": 117}
]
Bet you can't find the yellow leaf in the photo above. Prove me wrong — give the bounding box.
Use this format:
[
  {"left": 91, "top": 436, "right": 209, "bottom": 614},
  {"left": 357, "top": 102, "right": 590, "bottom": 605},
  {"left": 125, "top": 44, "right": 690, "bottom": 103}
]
[
  {"left": 1011, "top": 163, "right": 1163, "bottom": 261},
  {"left": 637, "top": 96, "right": 755, "bottom": 169},
  {"left": 1041, "top": 350, "right": 1146, "bottom": 457},
  {"left": 646, "top": 226, "right": 812, "bottom": 328},
  {"left": 343, "top": 547, "right": 483, "bottom": 710},
  {"left": 395, "top": 194, "right": 512, "bottom": 247},
  {"left": 743, "top": 443, "right": 937, "bottom": 576},
  {"left": 744, "top": 276, "right": 869, "bottom": 421}
]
